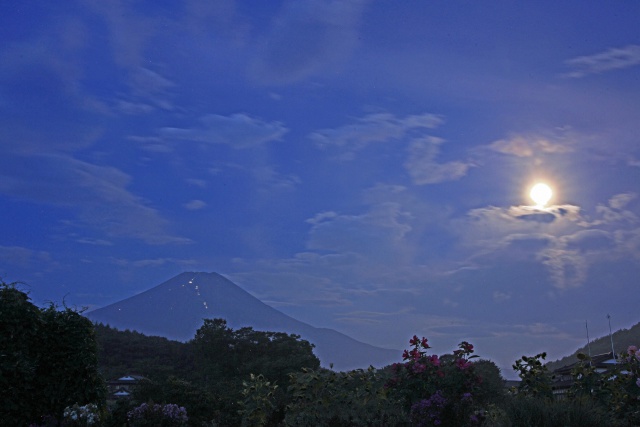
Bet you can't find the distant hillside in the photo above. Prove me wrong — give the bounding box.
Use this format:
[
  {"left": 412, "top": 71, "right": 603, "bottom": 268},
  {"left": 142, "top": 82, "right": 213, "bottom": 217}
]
[
  {"left": 546, "top": 321, "right": 640, "bottom": 372},
  {"left": 86, "top": 272, "right": 399, "bottom": 371}
]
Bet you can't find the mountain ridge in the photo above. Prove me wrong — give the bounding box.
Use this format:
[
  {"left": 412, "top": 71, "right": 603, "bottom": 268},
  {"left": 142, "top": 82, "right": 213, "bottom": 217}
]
[
  {"left": 546, "top": 320, "right": 640, "bottom": 372},
  {"left": 85, "top": 272, "right": 400, "bottom": 371}
]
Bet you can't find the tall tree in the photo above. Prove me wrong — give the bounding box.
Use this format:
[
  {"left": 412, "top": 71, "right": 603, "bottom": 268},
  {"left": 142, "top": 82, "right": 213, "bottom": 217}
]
[{"left": 0, "top": 281, "right": 106, "bottom": 425}]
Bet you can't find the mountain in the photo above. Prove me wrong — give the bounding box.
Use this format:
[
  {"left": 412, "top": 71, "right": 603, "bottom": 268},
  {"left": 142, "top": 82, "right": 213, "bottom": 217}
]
[
  {"left": 546, "top": 321, "right": 640, "bottom": 372},
  {"left": 85, "top": 272, "right": 399, "bottom": 371}
]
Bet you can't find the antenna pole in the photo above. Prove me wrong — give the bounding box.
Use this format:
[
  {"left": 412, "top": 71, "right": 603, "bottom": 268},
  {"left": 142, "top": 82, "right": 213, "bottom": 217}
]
[
  {"left": 585, "top": 320, "right": 592, "bottom": 365},
  {"left": 607, "top": 314, "right": 616, "bottom": 364}
]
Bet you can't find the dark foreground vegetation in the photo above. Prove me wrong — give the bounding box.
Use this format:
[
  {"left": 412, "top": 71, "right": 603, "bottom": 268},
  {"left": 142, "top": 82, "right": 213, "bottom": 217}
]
[{"left": 2, "top": 280, "right": 640, "bottom": 426}]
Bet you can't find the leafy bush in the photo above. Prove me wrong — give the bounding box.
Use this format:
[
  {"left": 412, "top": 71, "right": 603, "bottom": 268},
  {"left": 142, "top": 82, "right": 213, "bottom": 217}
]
[
  {"left": 283, "top": 366, "right": 405, "bottom": 426},
  {"left": 512, "top": 352, "right": 553, "bottom": 399},
  {"left": 385, "top": 337, "right": 484, "bottom": 426},
  {"left": 127, "top": 402, "right": 188, "bottom": 427},
  {"left": 62, "top": 403, "right": 102, "bottom": 426},
  {"left": 238, "top": 373, "right": 279, "bottom": 426},
  {"left": 497, "top": 395, "right": 616, "bottom": 427},
  {"left": 0, "top": 281, "right": 106, "bottom": 426}
]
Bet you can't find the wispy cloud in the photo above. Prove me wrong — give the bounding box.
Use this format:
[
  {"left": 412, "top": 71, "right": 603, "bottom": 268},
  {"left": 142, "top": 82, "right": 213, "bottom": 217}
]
[
  {"left": 110, "top": 257, "right": 198, "bottom": 268},
  {"left": 184, "top": 200, "right": 207, "bottom": 210},
  {"left": 306, "top": 202, "right": 412, "bottom": 261},
  {"left": 161, "top": 113, "right": 288, "bottom": 149},
  {"left": 404, "top": 136, "right": 472, "bottom": 185},
  {"left": 0, "top": 154, "right": 190, "bottom": 245},
  {"left": 251, "top": 0, "right": 369, "bottom": 84},
  {"left": 310, "top": 112, "right": 442, "bottom": 159},
  {"left": 0, "top": 245, "right": 52, "bottom": 268},
  {"left": 563, "top": 44, "right": 640, "bottom": 78},
  {"left": 487, "top": 134, "right": 574, "bottom": 157}
]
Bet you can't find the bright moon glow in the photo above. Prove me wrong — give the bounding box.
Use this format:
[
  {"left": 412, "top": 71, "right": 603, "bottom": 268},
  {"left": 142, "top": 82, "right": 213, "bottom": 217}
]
[{"left": 530, "top": 183, "right": 553, "bottom": 207}]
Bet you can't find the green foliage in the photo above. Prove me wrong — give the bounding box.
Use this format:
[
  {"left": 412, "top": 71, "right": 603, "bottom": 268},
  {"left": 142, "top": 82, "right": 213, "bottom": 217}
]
[
  {"left": 384, "top": 338, "right": 484, "bottom": 426},
  {"left": 592, "top": 347, "right": 640, "bottom": 424},
  {"left": 191, "top": 319, "right": 320, "bottom": 390},
  {"left": 62, "top": 403, "right": 102, "bottom": 426},
  {"left": 496, "top": 395, "right": 616, "bottom": 427},
  {"left": 566, "top": 352, "right": 606, "bottom": 401},
  {"left": 133, "top": 377, "right": 220, "bottom": 427},
  {"left": 283, "top": 366, "right": 404, "bottom": 426},
  {"left": 472, "top": 359, "right": 507, "bottom": 407},
  {"left": 188, "top": 318, "right": 321, "bottom": 424},
  {"left": 91, "top": 311, "right": 640, "bottom": 425},
  {"left": 239, "top": 373, "right": 279, "bottom": 427},
  {"left": 127, "top": 402, "right": 188, "bottom": 427},
  {"left": 0, "top": 281, "right": 106, "bottom": 426},
  {"left": 36, "top": 305, "right": 107, "bottom": 417},
  {"left": 96, "top": 318, "right": 320, "bottom": 425},
  {"left": 94, "top": 323, "right": 193, "bottom": 381},
  {"left": 0, "top": 281, "right": 42, "bottom": 424},
  {"left": 569, "top": 346, "right": 640, "bottom": 425},
  {"left": 512, "top": 352, "right": 553, "bottom": 399}
]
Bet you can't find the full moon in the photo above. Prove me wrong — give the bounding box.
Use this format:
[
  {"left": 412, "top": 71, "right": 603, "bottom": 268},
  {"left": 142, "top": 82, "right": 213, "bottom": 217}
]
[{"left": 530, "top": 183, "right": 552, "bottom": 207}]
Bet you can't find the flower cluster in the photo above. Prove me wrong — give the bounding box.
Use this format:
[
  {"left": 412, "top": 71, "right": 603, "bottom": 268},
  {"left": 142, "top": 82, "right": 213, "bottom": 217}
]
[
  {"left": 62, "top": 403, "right": 100, "bottom": 426},
  {"left": 386, "top": 336, "right": 483, "bottom": 426},
  {"left": 453, "top": 341, "right": 474, "bottom": 358},
  {"left": 403, "top": 335, "right": 431, "bottom": 361},
  {"left": 127, "top": 402, "right": 188, "bottom": 427},
  {"left": 410, "top": 390, "right": 447, "bottom": 426},
  {"left": 626, "top": 345, "right": 640, "bottom": 362}
]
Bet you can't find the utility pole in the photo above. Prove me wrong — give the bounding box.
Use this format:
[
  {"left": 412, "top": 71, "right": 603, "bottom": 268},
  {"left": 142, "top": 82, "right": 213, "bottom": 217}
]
[
  {"left": 607, "top": 314, "right": 616, "bottom": 364},
  {"left": 585, "top": 320, "right": 592, "bottom": 365}
]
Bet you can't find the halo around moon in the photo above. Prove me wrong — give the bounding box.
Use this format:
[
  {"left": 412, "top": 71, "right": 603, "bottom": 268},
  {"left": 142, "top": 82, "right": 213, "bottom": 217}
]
[{"left": 530, "top": 183, "right": 553, "bottom": 207}]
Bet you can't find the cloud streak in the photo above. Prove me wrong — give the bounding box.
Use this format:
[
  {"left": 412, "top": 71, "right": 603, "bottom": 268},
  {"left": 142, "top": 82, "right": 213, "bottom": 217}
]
[
  {"left": 161, "top": 114, "right": 288, "bottom": 149},
  {"left": 310, "top": 112, "right": 443, "bottom": 158},
  {"left": 563, "top": 44, "right": 640, "bottom": 78},
  {"left": 0, "top": 154, "right": 189, "bottom": 245},
  {"left": 404, "top": 136, "right": 471, "bottom": 185},
  {"left": 251, "top": 0, "right": 369, "bottom": 84}
]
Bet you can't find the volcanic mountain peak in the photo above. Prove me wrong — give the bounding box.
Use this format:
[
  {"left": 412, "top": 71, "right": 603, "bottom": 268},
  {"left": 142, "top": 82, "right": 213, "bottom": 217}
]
[{"left": 86, "top": 272, "right": 399, "bottom": 371}]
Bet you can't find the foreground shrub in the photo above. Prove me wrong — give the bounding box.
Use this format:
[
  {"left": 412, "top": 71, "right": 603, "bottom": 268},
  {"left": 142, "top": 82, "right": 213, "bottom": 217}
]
[
  {"left": 62, "top": 403, "right": 101, "bottom": 426},
  {"left": 283, "top": 365, "right": 405, "bottom": 426},
  {"left": 127, "top": 402, "right": 188, "bottom": 427},
  {"left": 512, "top": 352, "right": 553, "bottom": 399},
  {"left": 0, "top": 281, "right": 106, "bottom": 426},
  {"left": 566, "top": 346, "right": 640, "bottom": 425},
  {"left": 385, "top": 337, "right": 484, "bottom": 426},
  {"left": 497, "top": 395, "right": 616, "bottom": 427}
]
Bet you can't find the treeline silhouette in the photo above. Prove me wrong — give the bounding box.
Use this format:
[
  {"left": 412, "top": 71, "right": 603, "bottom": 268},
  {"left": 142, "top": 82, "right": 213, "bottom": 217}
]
[{"left": 95, "top": 318, "right": 320, "bottom": 425}]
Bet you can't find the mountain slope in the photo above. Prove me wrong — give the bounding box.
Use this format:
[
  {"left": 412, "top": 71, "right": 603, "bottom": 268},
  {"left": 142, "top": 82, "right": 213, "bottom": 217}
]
[
  {"left": 86, "top": 272, "right": 399, "bottom": 371},
  {"left": 546, "top": 321, "right": 640, "bottom": 372}
]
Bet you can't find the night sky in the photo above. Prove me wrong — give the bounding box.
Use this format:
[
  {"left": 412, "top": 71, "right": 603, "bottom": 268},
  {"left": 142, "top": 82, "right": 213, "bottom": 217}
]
[{"left": 2, "top": 1, "right": 639, "bottom": 376}]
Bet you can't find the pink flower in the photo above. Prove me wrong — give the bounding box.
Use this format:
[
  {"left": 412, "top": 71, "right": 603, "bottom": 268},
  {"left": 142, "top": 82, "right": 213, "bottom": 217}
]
[
  {"left": 456, "top": 358, "right": 472, "bottom": 370},
  {"left": 429, "top": 355, "right": 440, "bottom": 367},
  {"left": 628, "top": 345, "right": 638, "bottom": 355},
  {"left": 409, "top": 335, "right": 420, "bottom": 346},
  {"left": 421, "top": 337, "right": 430, "bottom": 348},
  {"left": 460, "top": 341, "right": 474, "bottom": 352},
  {"left": 410, "top": 348, "right": 422, "bottom": 360},
  {"left": 402, "top": 350, "right": 410, "bottom": 360},
  {"left": 413, "top": 362, "right": 426, "bottom": 373}
]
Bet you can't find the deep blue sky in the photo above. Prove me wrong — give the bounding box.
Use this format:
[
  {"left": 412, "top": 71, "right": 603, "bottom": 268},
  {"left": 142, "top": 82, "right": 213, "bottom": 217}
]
[{"left": 2, "top": 1, "right": 640, "bottom": 376}]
